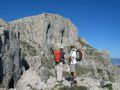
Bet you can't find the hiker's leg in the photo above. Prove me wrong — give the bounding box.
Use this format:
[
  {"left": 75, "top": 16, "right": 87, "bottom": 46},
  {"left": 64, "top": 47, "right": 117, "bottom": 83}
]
[
  {"left": 70, "top": 72, "right": 77, "bottom": 80},
  {"left": 73, "top": 72, "right": 77, "bottom": 80},
  {"left": 59, "top": 62, "right": 63, "bottom": 81},
  {"left": 71, "top": 72, "right": 74, "bottom": 80},
  {"left": 55, "top": 64, "right": 59, "bottom": 81},
  {"left": 56, "top": 62, "right": 63, "bottom": 81},
  {"left": 70, "top": 64, "right": 76, "bottom": 80}
]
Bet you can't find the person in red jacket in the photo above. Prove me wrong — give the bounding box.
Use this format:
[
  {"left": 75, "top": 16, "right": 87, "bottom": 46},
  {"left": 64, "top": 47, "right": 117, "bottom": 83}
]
[{"left": 54, "top": 45, "right": 63, "bottom": 82}]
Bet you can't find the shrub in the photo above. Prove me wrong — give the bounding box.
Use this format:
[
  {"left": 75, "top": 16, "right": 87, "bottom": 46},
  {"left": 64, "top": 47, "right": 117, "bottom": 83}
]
[
  {"left": 20, "top": 41, "right": 37, "bottom": 56},
  {"left": 104, "top": 83, "right": 113, "bottom": 90},
  {"left": 97, "top": 68, "right": 103, "bottom": 73},
  {"left": 41, "top": 55, "right": 55, "bottom": 69},
  {"left": 76, "top": 65, "right": 92, "bottom": 76},
  {"left": 58, "top": 86, "right": 88, "bottom": 90}
]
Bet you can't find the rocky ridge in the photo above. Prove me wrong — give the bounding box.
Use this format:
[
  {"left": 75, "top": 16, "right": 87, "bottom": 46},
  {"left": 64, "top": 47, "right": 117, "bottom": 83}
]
[{"left": 0, "top": 13, "right": 120, "bottom": 90}]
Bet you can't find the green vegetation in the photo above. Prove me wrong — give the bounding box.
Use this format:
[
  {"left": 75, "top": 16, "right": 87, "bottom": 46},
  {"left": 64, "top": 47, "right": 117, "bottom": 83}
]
[
  {"left": 26, "top": 84, "right": 39, "bottom": 90},
  {"left": 108, "top": 74, "right": 116, "bottom": 82},
  {"left": 41, "top": 55, "right": 55, "bottom": 69},
  {"left": 76, "top": 65, "right": 92, "bottom": 76},
  {"left": 63, "top": 71, "right": 71, "bottom": 81},
  {"left": 104, "top": 83, "right": 113, "bottom": 90},
  {"left": 78, "top": 37, "right": 110, "bottom": 63},
  {"left": 52, "top": 84, "right": 89, "bottom": 90},
  {"left": 63, "top": 71, "right": 70, "bottom": 78},
  {"left": 52, "top": 84, "right": 62, "bottom": 90},
  {"left": 20, "top": 41, "right": 37, "bottom": 56},
  {"left": 97, "top": 68, "right": 103, "bottom": 73},
  {"left": 78, "top": 37, "right": 92, "bottom": 48},
  {"left": 57, "top": 86, "right": 88, "bottom": 90}
]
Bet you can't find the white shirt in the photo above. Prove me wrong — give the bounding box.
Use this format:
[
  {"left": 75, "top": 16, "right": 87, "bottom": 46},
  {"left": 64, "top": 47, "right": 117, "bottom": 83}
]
[{"left": 70, "top": 48, "right": 77, "bottom": 64}]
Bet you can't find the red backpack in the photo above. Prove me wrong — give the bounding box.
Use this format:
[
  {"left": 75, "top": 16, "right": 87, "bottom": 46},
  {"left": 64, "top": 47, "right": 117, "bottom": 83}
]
[{"left": 54, "top": 49, "right": 61, "bottom": 63}]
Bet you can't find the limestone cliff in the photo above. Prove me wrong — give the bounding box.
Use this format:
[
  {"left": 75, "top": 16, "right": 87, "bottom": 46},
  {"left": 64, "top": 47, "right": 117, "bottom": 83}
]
[
  {"left": 0, "top": 19, "right": 23, "bottom": 89},
  {"left": 10, "top": 13, "right": 78, "bottom": 70}
]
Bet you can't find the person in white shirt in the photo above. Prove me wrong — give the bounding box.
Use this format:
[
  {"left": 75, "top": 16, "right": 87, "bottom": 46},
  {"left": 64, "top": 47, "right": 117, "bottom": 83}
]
[{"left": 69, "top": 45, "right": 77, "bottom": 84}]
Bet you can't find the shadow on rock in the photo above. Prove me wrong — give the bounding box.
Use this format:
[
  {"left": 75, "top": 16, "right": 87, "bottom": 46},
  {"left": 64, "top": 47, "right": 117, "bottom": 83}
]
[{"left": 22, "top": 58, "right": 29, "bottom": 70}]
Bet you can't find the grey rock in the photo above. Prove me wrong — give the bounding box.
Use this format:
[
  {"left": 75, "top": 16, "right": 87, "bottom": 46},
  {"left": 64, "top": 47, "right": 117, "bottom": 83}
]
[
  {"left": 37, "top": 66, "right": 51, "bottom": 83},
  {"left": 15, "top": 68, "right": 41, "bottom": 90},
  {"left": 10, "top": 13, "right": 78, "bottom": 69},
  {"left": 0, "top": 22, "right": 22, "bottom": 88},
  {"left": 0, "top": 19, "right": 7, "bottom": 27}
]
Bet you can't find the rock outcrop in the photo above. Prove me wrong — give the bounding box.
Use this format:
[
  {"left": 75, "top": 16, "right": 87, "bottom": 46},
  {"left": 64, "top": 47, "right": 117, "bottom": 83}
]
[
  {"left": 10, "top": 13, "right": 79, "bottom": 70},
  {"left": 0, "top": 13, "right": 120, "bottom": 90},
  {"left": 10, "top": 13, "right": 79, "bottom": 90},
  {"left": 0, "top": 19, "right": 23, "bottom": 89}
]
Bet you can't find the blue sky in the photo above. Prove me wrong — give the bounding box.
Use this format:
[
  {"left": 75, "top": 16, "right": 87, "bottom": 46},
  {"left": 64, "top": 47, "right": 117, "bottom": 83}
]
[{"left": 0, "top": 0, "right": 120, "bottom": 58}]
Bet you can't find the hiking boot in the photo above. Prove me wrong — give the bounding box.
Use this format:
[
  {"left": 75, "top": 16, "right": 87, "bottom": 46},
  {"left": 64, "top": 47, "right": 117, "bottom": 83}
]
[
  {"left": 70, "top": 80, "right": 77, "bottom": 84},
  {"left": 73, "top": 80, "right": 77, "bottom": 84}
]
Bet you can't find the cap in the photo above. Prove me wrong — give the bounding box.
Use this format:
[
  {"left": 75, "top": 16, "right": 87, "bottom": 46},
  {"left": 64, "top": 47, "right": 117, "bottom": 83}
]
[{"left": 61, "top": 45, "right": 64, "bottom": 49}]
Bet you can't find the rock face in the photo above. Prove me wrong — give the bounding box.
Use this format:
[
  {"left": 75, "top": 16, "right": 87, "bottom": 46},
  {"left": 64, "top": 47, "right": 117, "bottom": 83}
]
[
  {"left": 0, "top": 19, "right": 23, "bottom": 89},
  {"left": 10, "top": 13, "right": 78, "bottom": 70},
  {"left": 0, "top": 13, "right": 120, "bottom": 90},
  {"left": 10, "top": 13, "right": 79, "bottom": 90}
]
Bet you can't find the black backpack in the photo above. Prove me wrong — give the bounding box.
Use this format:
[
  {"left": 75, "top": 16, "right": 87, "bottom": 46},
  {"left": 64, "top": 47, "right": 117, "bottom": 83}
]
[{"left": 73, "top": 49, "right": 83, "bottom": 61}]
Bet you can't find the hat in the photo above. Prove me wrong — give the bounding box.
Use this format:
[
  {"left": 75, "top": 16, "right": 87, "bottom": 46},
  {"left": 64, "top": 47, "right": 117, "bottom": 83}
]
[
  {"left": 55, "top": 43, "right": 61, "bottom": 49},
  {"left": 60, "top": 45, "right": 64, "bottom": 49}
]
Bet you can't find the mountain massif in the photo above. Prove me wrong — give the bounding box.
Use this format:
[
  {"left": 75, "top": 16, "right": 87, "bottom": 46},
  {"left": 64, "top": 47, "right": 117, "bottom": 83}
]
[
  {"left": 111, "top": 58, "right": 120, "bottom": 66},
  {"left": 0, "top": 13, "right": 120, "bottom": 90}
]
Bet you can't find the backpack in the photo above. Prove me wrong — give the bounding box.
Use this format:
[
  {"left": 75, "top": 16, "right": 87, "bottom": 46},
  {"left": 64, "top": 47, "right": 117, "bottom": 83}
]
[
  {"left": 72, "top": 49, "right": 83, "bottom": 61},
  {"left": 60, "top": 50, "right": 65, "bottom": 64},
  {"left": 76, "top": 49, "right": 83, "bottom": 61},
  {"left": 54, "top": 49, "right": 61, "bottom": 63}
]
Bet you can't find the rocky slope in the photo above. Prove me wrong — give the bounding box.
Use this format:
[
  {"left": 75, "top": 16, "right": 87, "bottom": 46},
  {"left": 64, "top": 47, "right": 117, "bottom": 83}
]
[{"left": 0, "top": 13, "right": 120, "bottom": 90}]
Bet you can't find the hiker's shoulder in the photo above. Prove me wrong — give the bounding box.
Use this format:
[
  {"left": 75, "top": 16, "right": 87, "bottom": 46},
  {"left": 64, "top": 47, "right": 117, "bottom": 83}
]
[{"left": 72, "top": 48, "right": 77, "bottom": 51}]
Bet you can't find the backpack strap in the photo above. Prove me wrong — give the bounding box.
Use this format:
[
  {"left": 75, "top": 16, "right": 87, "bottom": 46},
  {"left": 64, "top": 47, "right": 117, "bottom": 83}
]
[
  {"left": 70, "top": 49, "right": 77, "bottom": 59},
  {"left": 71, "top": 49, "right": 77, "bottom": 55}
]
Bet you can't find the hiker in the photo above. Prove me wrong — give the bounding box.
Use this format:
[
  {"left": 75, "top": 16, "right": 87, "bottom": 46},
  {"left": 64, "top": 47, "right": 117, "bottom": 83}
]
[
  {"left": 54, "top": 45, "right": 63, "bottom": 82},
  {"left": 60, "top": 46, "right": 65, "bottom": 64},
  {"left": 69, "top": 45, "right": 78, "bottom": 84}
]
